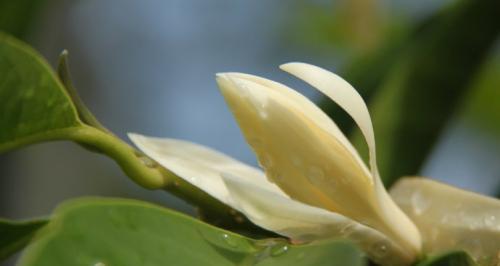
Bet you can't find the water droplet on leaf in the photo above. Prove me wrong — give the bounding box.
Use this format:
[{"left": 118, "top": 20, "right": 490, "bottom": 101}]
[
  {"left": 270, "top": 243, "right": 289, "bottom": 257},
  {"left": 222, "top": 233, "right": 238, "bottom": 248},
  {"left": 307, "top": 166, "right": 324, "bottom": 184}
]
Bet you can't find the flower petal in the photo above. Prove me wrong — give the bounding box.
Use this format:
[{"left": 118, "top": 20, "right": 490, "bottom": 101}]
[
  {"left": 224, "top": 72, "right": 368, "bottom": 176},
  {"left": 128, "top": 133, "right": 285, "bottom": 209},
  {"left": 391, "top": 177, "right": 500, "bottom": 265},
  {"left": 279, "top": 62, "right": 421, "bottom": 254},
  {"left": 216, "top": 73, "right": 371, "bottom": 212},
  {"left": 280, "top": 62, "right": 378, "bottom": 176},
  {"left": 221, "top": 172, "right": 414, "bottom": 266},
  {"left": 216, "top": 73, "right": 420, "bottom": 255}
]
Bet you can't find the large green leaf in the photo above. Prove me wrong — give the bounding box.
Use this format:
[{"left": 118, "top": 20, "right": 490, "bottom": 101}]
[
  {"left": 0, "top": 32, "right": 82, "bottom": 152},
  {"left": 0, "top": 218, "right": 47, "bottom": 261},
  {"left": 18, "top": 198, "right": 366, "bottom": 266}
]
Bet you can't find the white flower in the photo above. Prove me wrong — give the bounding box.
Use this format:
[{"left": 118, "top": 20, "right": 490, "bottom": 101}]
[{"left": 129, "top": 62, "right": 500, "bottom": 266}]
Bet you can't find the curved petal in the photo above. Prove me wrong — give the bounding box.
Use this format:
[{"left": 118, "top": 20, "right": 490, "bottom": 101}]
[
  {"left": 128, "top": 133, "right": 286, "bottom": 209},
  {"left": 224, "top": 72, "right": 369, "bottom": 176},
  {"left": 221, "top": 172, "right": 414, "bottom": 266},
  {"left": 216, "top": 73, "right": 420, "bottom": 255},
  {"left": 280, "top": 62, "right": 378, "bottom": 177},
  {"left": 391, "top": 177, "right": 500, "bottom": 265},
  {"left": 279, "top": 62, "right": 421, "bottom": 253}
]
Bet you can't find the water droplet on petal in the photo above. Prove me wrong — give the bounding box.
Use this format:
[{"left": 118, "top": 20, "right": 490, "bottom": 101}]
[
  {"left": 484, "top": 215, "right": 497, "bottom": 228},
  {"left": 307, "top": 166, "right": 324, "bottom": 185},
  {"left": 248, "top": 138, "right": 262, "bottom": 149},
  {"left": 371, "top": 241, "right": 389, "bottom": 258},
  {"left": 291, "top": 155, "right": 302, "bottom": 167},
  {"left": 411, "top": 189, "right": 429, "bottom": 216},
  {"left": 259, "top": 154, "right": 273, "bottom": 169},
  {"left": 258, "top": 110, "right": 268, "bottom": 119},
  {"left": 340, "top": 223, "right": 355, "bottom": 236},
  {"left": 266, "top": 169, "right": 283, "bottom": 183}
]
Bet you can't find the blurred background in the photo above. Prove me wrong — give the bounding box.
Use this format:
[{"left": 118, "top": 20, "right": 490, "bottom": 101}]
[{"left": 0, "top": 0, "right": 499, "bottom": 236}]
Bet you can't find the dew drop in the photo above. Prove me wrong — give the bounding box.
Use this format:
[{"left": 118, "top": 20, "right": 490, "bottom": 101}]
[
  {"left": 248, "top": 138, "right": 262, "bottom": 149},
  {"left": 93, "top": 262, "right": 106, "bottom": 266},
  {"left": 259, "top": 154, "right": 273, "bottom": 169},
  {"left": 138, "top": 155, "right": 156, "bottom": 168},
  {"left": 411, "top": 189, "right": 429, "bottom": 216},
  {"left": 340, "top": 223, "right": 355, "bottom": 236},
  {"left": 221, "top": 233, "right": 238, "bottom": 248},
  {"left": 307, "top": 166, "right": 324, "bottom": 184},
  {"left": 371, "top": 241, "right": 389, "bottom": 258},
  {"left": 258, "top": 110, "right": 268, "bottom": 119},
  {"left": 267, "top": 169, "right": 283, "bottom": 182},
  {"left": 290, "top": 155, "right": 302, "bottom": 167},
  {"left": 270, "top": 243, "right": 289, "bottom": 257},
  {"left": 484, "top": 215, "right": 497, "bottom": 228}
]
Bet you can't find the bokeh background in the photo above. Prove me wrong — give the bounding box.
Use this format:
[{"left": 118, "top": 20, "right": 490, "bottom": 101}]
[{"left": 1, "top": 0, "right": 499, "bottom": 249}]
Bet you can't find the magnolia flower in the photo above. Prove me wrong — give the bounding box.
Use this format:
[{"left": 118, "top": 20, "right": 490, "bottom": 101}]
[{"left": 129, "top": 63, "right": 500, "bottom": 266}]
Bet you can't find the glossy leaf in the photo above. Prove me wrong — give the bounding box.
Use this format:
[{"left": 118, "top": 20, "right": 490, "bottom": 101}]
[
  {"left": 0, "top": 218, "right": 47, "bottom": 261},
  {"left": 0, "top": 32, "right": 82, "bottom": 153},
  {"left": 18, "top": 198, "right": 366, "bottom": 266}
]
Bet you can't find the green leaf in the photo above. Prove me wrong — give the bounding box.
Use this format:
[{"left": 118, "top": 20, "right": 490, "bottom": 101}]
[
  {"left": 352, "top": 0, "right": 500, "bottom": 186},
  {"left": 416, "top": 251, "right": 476, "bottom": 266},
  {"left": 18, "top": 198, "right": 366, "bottom": 266},
  {"left": 0, "top": 218, "right": 47, "bottom": 261},
  {"left": 0, "top": 32, "right": 82, "bottom": 152}
]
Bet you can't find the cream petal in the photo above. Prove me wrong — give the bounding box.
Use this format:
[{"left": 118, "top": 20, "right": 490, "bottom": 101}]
[
  {"left": 279, "top": 62, "right": 421, "bottom": 254},
  {"left": 391, "top": 177, "right": 500, "bottom": 265},
  {"left": 221, "top": 172, "right": 415, "bottom": 266},
  {"left": 224, "top": 72, "right": 369, "bottom": 176},
  {"left": 280, "top": 62, "right": 378, "bottom": 176},
  {"left": 128, "top": 133, "right": 286, "bottom": 209},
  {"left": 217, "top": 74, "right": 372, "bottom": 212},
  {"left": 216, "top": 73, "right": 420, "bottom": 256}
]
